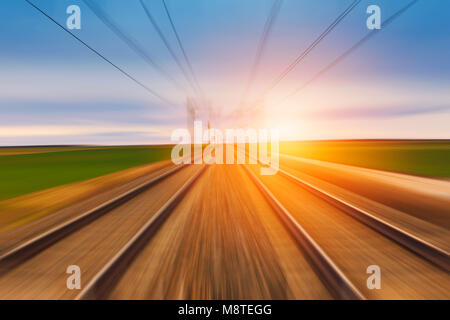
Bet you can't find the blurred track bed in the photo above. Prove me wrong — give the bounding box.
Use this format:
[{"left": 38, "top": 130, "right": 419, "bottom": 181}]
[
  {"left": 279, "top": 154, "right": 450, "bottom": 232},
  {"left": 278, "top": 154, "right": 450, "bottom": 254},
  {"left": 0, "top": 163, "right": 188, "bottom": 271},
  {"left": 247, "top": 163, "right": 450, "bottom": 299},
  {"left": 1, "top": 160, "right": 448, "bottom": 299},
  {"left": 0, "top": 164, "right": 201, "bottom": 299},
  {"left": 107, "top": 165, "right": 331, "bottom": 299},
  {"left": 0, "top": 161, "right": 175, "bottom": 253}
]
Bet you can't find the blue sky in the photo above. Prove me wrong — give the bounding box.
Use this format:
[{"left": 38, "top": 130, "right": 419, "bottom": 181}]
[{"left": 0, "top": 0, "right": 449, "bottom": 145}]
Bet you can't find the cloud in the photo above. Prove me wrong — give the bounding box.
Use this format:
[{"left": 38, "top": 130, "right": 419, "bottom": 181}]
[
  {"left": 0, "top": 124, "right": 179, "bottom": 146},
  {"left": 0, "top": 124, "right": 172, "bottom": 137},
  {"left": 309, "top": 105, "right": 450, "bottom": 119},
  {"left": 0, "top": 99, "right": 186, "bottom": 127}
]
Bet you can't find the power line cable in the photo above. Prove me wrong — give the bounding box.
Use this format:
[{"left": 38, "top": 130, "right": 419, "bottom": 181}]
[
  {"left": 139, "top": 0, "right": 198, "bottom": 97},
  {"left": 279, "top": 0, "right": 419, "bottom": 104},
  {"left": 161, "top": 0, "right": 204, "bottom": 99},
  {"left": 239, "top": 0, "right": 283, "bottom": 108},
  {"left": 261, "top": 0, "right": 361, "bottom": 98},
  {"left": 24, "top": 0, "right": 176, "bottom": 106},
  {"left": 82, "top": 0, "right": 185, "bottom": 92}
]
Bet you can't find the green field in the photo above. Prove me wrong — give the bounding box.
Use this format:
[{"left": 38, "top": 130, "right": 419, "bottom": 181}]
[
  {"left": 0, "top": 146, "right": 172, "bottom": 201},
  {"left": 0, "top": 146, "right": 95, "bottom": 155},
  {"left": 1, "top": 141, "right": 449, "bottom": 202},
  {"left": 280, "top": 140, "right": 450, "bottom": 178}
]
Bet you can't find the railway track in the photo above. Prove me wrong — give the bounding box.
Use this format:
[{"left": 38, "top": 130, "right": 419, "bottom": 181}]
[
  {"left": 242, "top": 164, "right": 365, "bottom": 300},
  {"left": 77, "top": 164, "right": 363, "bottom": 299},
  {"left": 0, "top": 163, "right": 204, "bottom": 299},
  {"left": 277, "top": 164, "right": 449, "bottom": 271},
  {"left": 90, "top": 163, "right": 448, "bottom": 299},
  {"left": 0, "top": 162, "right": 188, "bottom": 272},
  {"left": 76, "top": 165, "right": 208, "bottom": 299},
  {"left": 0, "top": 160, "right": 447, "bottom": 299},
  {"left": 254, "top": 155, "right": 449, "bottom": 271},
  {"left": 244, "top": 162, "right": 449, "bottom": 299},
  {"left": 100, "top": 164, "right": 332, "bottom": 299}
]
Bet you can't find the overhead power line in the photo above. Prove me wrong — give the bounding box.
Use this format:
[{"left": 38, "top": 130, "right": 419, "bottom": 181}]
[
  {"left": 239, "top": 0, "right": 284, "bottom": 108},
  {"left": 279, "top": 0, "right": 419, "bottom": 104},
  {"left": 261, "top": 0, "right": 361, "bottom": 98},
  {"left": 139, "top": 0, "right": 198, "bottom": 97},
  {"left": 24, "top": 0, "right": 175, "bottom": 106},
  {"left": 82, "top": 0, "right": 185, "bottom": 92},
  {"left": 161, "top": 0, "right": 204, "bottom": 99}
]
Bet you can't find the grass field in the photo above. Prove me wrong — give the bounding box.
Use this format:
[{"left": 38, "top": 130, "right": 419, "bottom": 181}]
[
  {"left": 280, "top": 140, "right": 450, "bottom": 178},
  {"left": 1, "top": 141, "right": 449, "bottom": 202},
  {"left": 0, "top": 146, "right": 172, "bottom": 201}
]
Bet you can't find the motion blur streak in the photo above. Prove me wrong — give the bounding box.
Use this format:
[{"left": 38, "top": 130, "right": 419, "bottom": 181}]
[
  {"left": 0, "top": 165, "right": 201, "bottom": 299},
  {"left": 108, "top": 165, "right": 331, "bottom": 299},
  {"left": 247, "top": 163, "right": 449, "bottom": 299}
]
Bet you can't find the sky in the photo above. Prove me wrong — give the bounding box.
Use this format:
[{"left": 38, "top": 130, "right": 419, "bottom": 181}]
[{"left": 0, "top": 0, "right": 449, "bottom": 145}]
